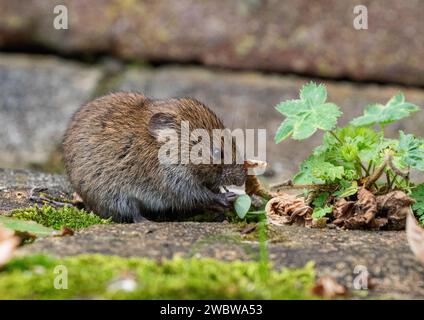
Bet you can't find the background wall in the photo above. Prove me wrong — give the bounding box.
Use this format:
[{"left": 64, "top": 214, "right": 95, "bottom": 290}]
[{"left": 0, "top": 0, "right": 423, "bottom": 181}]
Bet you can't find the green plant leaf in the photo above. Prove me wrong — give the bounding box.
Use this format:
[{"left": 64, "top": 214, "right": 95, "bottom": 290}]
[
  {"left": 317, "top": 126, "right": 384, "bottom": 163},
  {"left": 293, "top": 155, "right": 326, "bottom": 184},
  {"left": 312, "top": 192, "right": 329, "bottom": 208},
  {"left": 311, "top": 125, "right": 395, "bottom": 184},
  {"left": 0, "top": 216, "right": 54, "bottom": 237},
  {"left": 294, "top": 126, "right": 385, "bottom": 185},
  {"left": 274, "top": 118, "right": 295, "bottom": 143},
  {"left": 275, "top": 100, "right": 306, "bottom": 116},
  {"left": 274, "top": 82, "right": 342, "bottom": 143},
  {"left": 312, "top": 162, "right": 344, "bottom": 182},
  {"left": 411, "top": 184, "right": 424, "bottom": 224},
  {"left": 312, "top": 206, "right": 333, "bottom": 219},
  {"left": 351, "top": 93, "right": 419, "bottom": 127},
  {"left": 300, "top": 82, "right": 327, "bottom": 105},
  {"left": 293, "top": 153, "right": 345, "bottom": 184},
  {"left": 244, "top": 210, "right": 267, "bottom": 223},
  {"left": 333, "top": 180, "right": 358, "bottom": 198},
  {"left": 246, "top": 210, "right": 267, "bottom": 215},
  {"left": 234, "top": 195, "right": 252, "bottom": 219},
  {"left": 395, "top": 131, "right": 424, "bottom": 171}
]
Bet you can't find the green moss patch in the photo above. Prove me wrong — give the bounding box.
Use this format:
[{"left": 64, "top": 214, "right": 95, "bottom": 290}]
[
  {"left": 0, "top": 254, "right": 317, "bottom": 299},
  {"left": 9, "top": 205, "right": 112, "bottom": 230}
]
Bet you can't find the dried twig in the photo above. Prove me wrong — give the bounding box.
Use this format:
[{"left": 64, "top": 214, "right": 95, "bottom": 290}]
[
  {"left": 29, "top": 187, "right": 73, "bottom": 208},
  {"left": 364, "top": 150, "right": 410, "bottom": 189},
  {"left": 364, "top": 159, "right": 387, "bottom": 189},
  {"left": 386, "top": 154, "right": 409, "bottom": 179},
  {"left": 270, "top": 180, "right": 338, "bottom": 192}
]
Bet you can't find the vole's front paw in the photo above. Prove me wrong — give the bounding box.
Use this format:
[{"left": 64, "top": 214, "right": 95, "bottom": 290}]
[{"left": 213, "top": 192, "right": 237, "bottom": 210}]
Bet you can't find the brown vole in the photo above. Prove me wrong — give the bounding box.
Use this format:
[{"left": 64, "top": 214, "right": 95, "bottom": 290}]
[{"left": 63, "top": 92, "right": 246, "bottom": 222}]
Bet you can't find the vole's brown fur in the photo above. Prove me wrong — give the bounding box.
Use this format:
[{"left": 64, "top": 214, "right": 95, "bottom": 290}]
[{"left": 63, "top": 92, "right": 246, "bottom": 222}]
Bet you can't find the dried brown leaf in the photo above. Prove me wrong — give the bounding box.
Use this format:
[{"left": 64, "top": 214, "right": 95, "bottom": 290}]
[
  {"left": 244, "top": 159, "right": 267, "bottom": 169},
  {"left": 61, "top": 227, "right": 75, "bottom": 236},
  {"left": 311, "top": 275, "right": 347, "bottom": 299},
  {"left": 342, "top": 188, "right": 377, "bottom": 229},
  {"left": 406, "top": 211, "right": 424, "bottom": 265},
  {"left": 332, "top": 188, "right": 378, "bottom": 229},
  {"left": 376, "top": 191, "right": 414, "bottom": 230},
  {"left": 332, "top": 189, "right": 413, "bottom": 230},
  {"left": 368, "top": 217, "right": 389, "bottom": 229},
  {"left": 52, "top": 227, "right": 75, "bottom": 237},
  {"left": 332, "top": 199, "right": 355, "bottom": 226},
  {"left": 356, "top": 188, "right": 378, "bottom": 224},
  {"left": 265, "top": 194, "right": 313, "bottom": 227},
  {"left": 0, "top": 225, "right": 19, "bottom": 268}
]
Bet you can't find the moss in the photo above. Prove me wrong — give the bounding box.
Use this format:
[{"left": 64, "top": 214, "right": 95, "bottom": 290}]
[
  {"left": 0, "top": 254, "right": 317, "bottom": 300},
  {"left": 10, "top": 205, "right": 112, "bottom": 230}
]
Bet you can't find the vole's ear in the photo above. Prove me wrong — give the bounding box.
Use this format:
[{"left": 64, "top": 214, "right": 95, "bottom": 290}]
[{"left": 148, "top": 112, "right": 177, "bottom": 140}]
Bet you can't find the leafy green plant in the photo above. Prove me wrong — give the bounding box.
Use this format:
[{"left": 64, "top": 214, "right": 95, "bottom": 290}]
[
  {"left": 411, "top": 185, "right": 424, "bottom": 224},
  {"left": 275, "top": 82, "right": 424, "bottom": 224}
]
